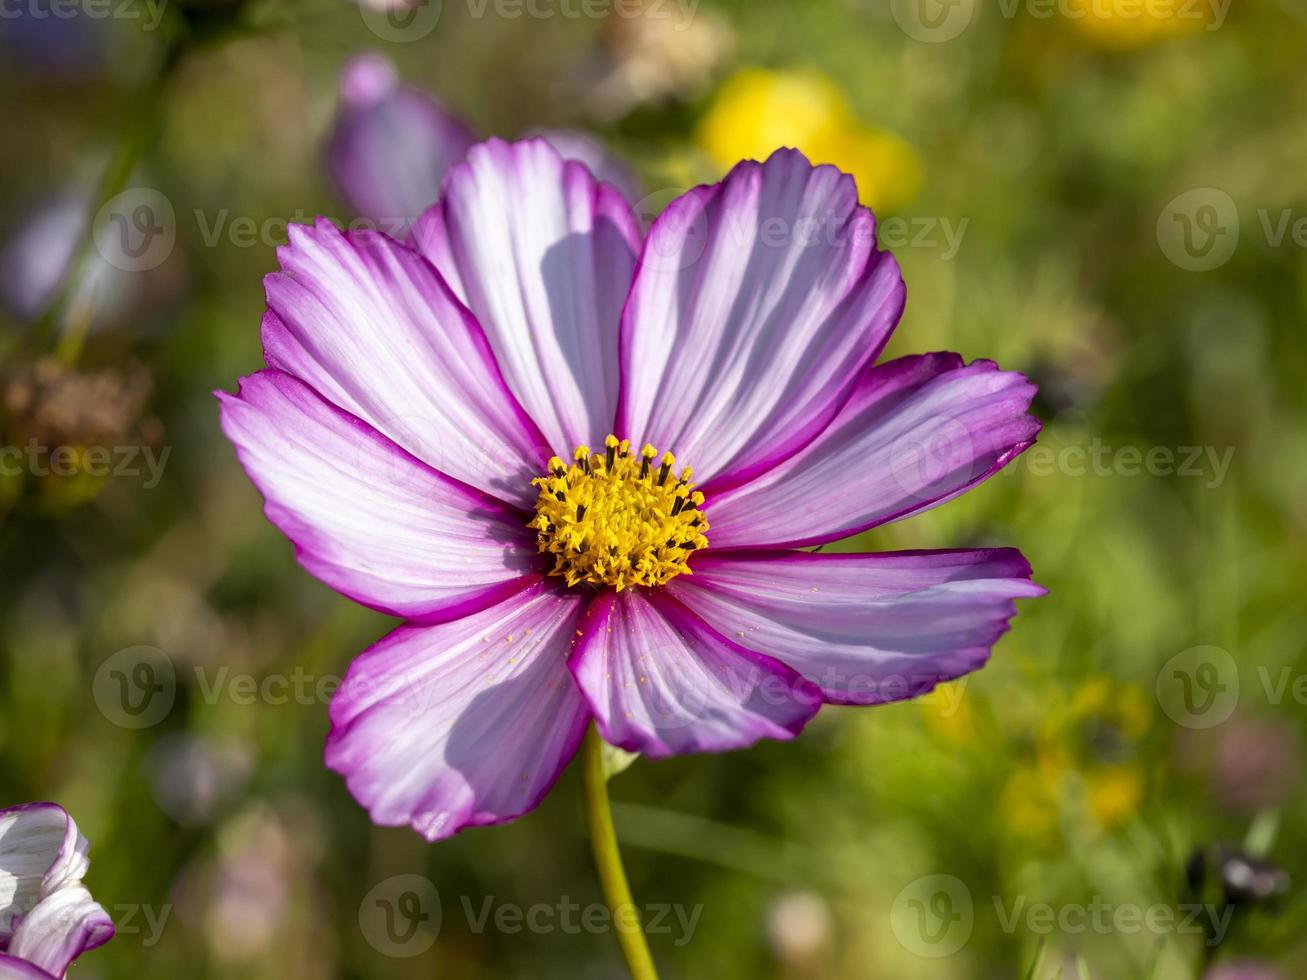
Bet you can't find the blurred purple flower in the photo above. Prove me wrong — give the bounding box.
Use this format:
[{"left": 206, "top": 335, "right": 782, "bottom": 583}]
[
  {"left": 326, "top": 53, "right": 639, "bottom": 231},
  {"left": 1210, "top": 717, "right": 1302, "bottom": 813},
  {"left": 0, "top": 804, "right": 114, "bottom": 979},
  {"left": 1203, "top": 962, "right": 1288, "bottom": 980},
  {"left": 204, "top": 818, "right": 292, "bottom": 964},
  {"left": 0, "top": 187, "right": 184, "bottom": 333},
  {"left": 326, "top": 53, "right": 476, "bottom": 233},
  {"left": 1175, "top": 715, "right": 1302, "bottom": 814},
  {"left": 0, "top": 9, "right": 118, "bottom": 82},
  {"left": 0, "top": 193, "right": 101, "bottom": 323},
  {"left": 220, "top": 136, "right": 1043, "bottom": 841},
  {"left": 146, "top": 734, "right": 253, "bottom": 827}
]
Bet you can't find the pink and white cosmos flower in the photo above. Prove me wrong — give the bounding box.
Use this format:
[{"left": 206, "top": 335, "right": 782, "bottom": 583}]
[
  {"left": 218, "top": 137, "right": 1044, "bottom": 841},
  {"left": 0, "top": 804, "right": 114, "bottom": 979}
]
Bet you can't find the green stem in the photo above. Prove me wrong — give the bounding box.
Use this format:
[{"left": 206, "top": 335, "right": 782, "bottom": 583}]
[{"left": 581, "top": 725, "right": 660, "bottom": 980}]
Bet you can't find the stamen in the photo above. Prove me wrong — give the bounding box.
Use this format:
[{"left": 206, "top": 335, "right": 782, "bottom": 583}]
[
  {"left": 530, "top": 435, "right": 710, "bottom": 591},
  {"left": 657, "top": 452, "right": 674, "bottom": 486}
]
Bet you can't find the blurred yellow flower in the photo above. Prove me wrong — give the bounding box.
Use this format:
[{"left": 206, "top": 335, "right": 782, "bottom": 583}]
[
  {"left": 1002, "top": 752, "right": 1147, "bottom": 844},
  {"left": 1065, "top": 0, "right": 1215, "bottom": 48},
  {"left": 697, "top": 68, "right": 921, "bottom": 214},
  {"left": 1002, "top": 676, "right": 1154, "bottom": 844},
  {"left": 1001, "top": 752, "right": 1067, "bottom": 842},
  {"left": 1067, "top": 674, "right": 1151, "bottom": 742},
  {"left": 1086, "top": 764, "right": 1145, "bottom": 828}
]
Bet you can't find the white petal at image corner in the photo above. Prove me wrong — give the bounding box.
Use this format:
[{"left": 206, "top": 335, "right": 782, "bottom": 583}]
[{"left": 0, "top": 804, "right": 113, "bottom": 980}]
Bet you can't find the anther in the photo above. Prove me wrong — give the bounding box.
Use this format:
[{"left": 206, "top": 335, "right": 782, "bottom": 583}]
[{"left": 658, "top": 452, "right": 675, "bottom": 486}]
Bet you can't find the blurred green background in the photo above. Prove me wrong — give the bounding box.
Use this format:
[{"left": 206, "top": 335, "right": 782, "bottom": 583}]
[{"left": 2, "top": 0, "right": 1306, "bottom": 977}]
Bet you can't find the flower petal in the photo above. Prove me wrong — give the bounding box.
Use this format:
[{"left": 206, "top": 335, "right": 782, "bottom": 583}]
[
  {"left": 705, "top": 353, "right": 1041, "bottom": 549},
  {"left": 411, "top": 137, "right": 641, "bottom": 454},
  {"left": 325, "top": 581, "right": 590, "bottom": 840},
  {"left": 569, "top": 589, "right": 819, "bottom": 758},
  {"left": 327, "top": 53, "right": 477, "bottom": 230},
  {"left": 262, "top": 218, "right": 548, "bottom": 506},
  {"left": 0, "top": 805, "right": 88, "bottom": 942},
  {"left": 7, "top": 885, "right": 113, "bottom": 979},
  {"left": 217, "top": 369, "right": 537, "bottom": 623},
  {"left": 616, "top": 148, "right": 905, "bottom": 490},
  {"left": 667, "top": 549, "right": 1044, "bottom": 705},
  {"left": 531, "top": 129, "right": 642, "bottom": 203}
]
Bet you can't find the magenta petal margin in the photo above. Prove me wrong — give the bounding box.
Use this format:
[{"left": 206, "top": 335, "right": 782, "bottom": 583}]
[{"left": 218, "top": 137, "right": 1044, "bottom": 840}]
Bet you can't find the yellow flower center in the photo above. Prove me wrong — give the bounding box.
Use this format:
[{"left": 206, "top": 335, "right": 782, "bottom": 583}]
[{"left": 530, "top": 435, "right": 709, "bottom": 591}]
